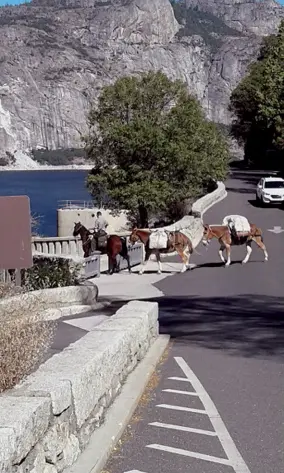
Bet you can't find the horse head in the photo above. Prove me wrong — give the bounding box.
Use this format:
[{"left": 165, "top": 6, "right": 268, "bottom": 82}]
[
  {"left": 73, "top": 221, "right": 86, "bottom": 237},
  {"left": 129, "top": 227, "right": 140, "bottom": 245}
]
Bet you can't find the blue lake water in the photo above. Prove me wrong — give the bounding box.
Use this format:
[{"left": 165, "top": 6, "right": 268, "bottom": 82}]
[{"left": 0, "top": 170, "right": 90, "bottom": 236}]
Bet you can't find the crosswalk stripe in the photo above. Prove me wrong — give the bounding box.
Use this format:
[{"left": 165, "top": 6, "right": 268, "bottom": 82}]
[{"left": 149, "top": 421, "right": 217, "bottom": 436}]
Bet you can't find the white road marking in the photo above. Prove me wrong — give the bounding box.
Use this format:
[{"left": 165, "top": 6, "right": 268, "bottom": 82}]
[
  {"left": 174, "top": 357, "right": 251, "bottom": 473},
  {"left": 162, "top": 388, "right": 200, "bottom": 396},
  {"left": 167, "top": 376, "right": 192, "bottom": 382},
  {"left": 149, "top": 421, "right": 217, "bottom": 436},
  {"left": 157, "top": 404, "right": 207, "bottom": 415},
  {"left": 267, "top": 226, "right": 284, "bottom": 234},
  {"left": 146, "top": 444, "right": 231, "bottom": 466},
  {"left": 123, "top": 470, "right": 148, "bottom": 473}
]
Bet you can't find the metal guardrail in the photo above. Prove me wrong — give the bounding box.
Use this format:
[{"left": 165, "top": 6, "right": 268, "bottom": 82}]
[
  {"left": 82, "top": 252, "right": 101, "bottom": 279},
  {"left": 118, "top": 243, "right": 144, "bottom": 270}
]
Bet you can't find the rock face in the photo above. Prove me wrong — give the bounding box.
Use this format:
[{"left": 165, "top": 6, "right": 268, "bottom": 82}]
[{"left": 0, "top": 0, "right": 282, "bottom": 162}]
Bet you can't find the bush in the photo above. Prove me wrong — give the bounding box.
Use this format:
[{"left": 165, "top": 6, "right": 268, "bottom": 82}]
[
  {"left": 23, "top": 255, "right": 81, "bottom": 291},
  {"left": 0, "top": 282, "right": 55, "bottom": 393},
  {"left": 0, "top": 157, "right": 9, "bottom": 166},
  {"left": 31, "top": 148, "right": 86, "bottom": 165}
]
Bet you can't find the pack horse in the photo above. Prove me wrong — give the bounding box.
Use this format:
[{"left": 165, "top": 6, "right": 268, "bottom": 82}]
[
  {"left": 129, "top": 228, "right": 193, "bottom": 274},
  {"left": 202, "top": 215, "right": 268, "bottom": 266}
]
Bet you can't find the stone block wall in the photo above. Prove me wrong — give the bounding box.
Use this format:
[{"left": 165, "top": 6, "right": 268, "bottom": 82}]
[{"left": 0, "top": 301, "right": 159, "bottom": 473}]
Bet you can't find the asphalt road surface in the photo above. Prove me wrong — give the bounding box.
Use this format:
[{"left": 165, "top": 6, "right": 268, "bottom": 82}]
[{"left": 104, "top": 170, "right": 284, "bottom": 473}]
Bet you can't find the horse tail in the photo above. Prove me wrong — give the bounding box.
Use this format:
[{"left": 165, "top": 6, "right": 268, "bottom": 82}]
[
  {"left": 254, "top": 226, "right": 264, "bottom": 242},
  {"left": 118, "top": 236, "right": 128, "bottom": 259}
]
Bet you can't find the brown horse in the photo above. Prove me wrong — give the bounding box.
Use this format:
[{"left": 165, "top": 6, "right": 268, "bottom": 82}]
[
  {"left": 202, "top": 223, "right": 268, "bottom": 266},
  {"left": 129, "top": 228, "right": 193, "bottom": 274},
  {"left": 73, "top": 222, "right": 131, "bottom": 275}
]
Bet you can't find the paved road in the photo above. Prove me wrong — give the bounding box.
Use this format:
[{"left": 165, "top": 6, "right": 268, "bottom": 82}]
[{"left": 104, "top": 170, "right": 284, "bottom": 473}]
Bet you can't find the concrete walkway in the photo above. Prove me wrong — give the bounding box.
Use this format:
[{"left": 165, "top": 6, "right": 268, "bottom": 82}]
[{"left": 93, "top": 257, "right": 195, "bottom": 301}]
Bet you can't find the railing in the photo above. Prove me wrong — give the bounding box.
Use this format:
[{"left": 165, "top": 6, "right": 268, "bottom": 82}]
[
  {"left": 31, "top": 233, "right": 132, "bottom": 257},
  {"left": 32, "top": 236, "right": 83, "bottom": 256},
  {"left": 82, "top": 253, "right": 101, "bottom": 279},
  {"left": 0, "top": 269, "right": 12, "bottom": 284},
  {"left": 119, "top": 243, "right": 144, "bottom": 270},
  {"left": 57, "top": 200, "right": 96, "bottom": 210},
  {"left": 0, "top": 236, "right": 143, "bottom": 285}
]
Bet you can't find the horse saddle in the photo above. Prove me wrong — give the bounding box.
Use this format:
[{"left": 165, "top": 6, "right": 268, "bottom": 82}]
[
  {"left": 149, "top": 229, "right": 169, "bottom": 249},
  {"left": 223, "top": 215, "right": 251, "bottom": 240},
  {"left": 93, "top": 230, "right": 108, "bottom": 250}
]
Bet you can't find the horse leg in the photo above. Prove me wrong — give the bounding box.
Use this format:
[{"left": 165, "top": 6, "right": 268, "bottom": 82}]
[
  {"left": 121, "top": 239, "right": 132, "bottom": 273},
  {"left": 218, "top": 245, "right": 226, "bottom": 263},
  {"left": 156, "top": 251, "right": 162, "bottom": 274},
  {"left": 224, "top": 244, "right": 231, "bottom": 267},
  {"left": 242, "top": 240, "right": 252, "bottom": 264},
  {"left": 253, "top": 236, "right": 269, "bottom": 261},
  {"left": 177, "top": 248, "right": 188, "bottom": 273},
  {"left": 108, "top": 255, "right": 116, "bottom": 275},
  {"left": 139, "top": 249, "right": 151, "bottom": 275}
]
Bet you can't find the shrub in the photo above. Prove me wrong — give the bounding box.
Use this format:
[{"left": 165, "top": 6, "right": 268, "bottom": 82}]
[
  {"left": 0, "top": 282, "right": 55, "bottom": 393},
  {"left": 31, "top": 147, "right": 86, "bottom": 165},
  {"left": 0, "top": 157, "right": 9, "bottom": 166},
  {"left": 23, "top": 255, "right": 81, "bottom": 291}
]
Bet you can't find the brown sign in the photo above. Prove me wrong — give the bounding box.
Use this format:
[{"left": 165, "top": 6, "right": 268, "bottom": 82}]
[{"left": 0, "top": 196, "right": 33, "bottom": 270}]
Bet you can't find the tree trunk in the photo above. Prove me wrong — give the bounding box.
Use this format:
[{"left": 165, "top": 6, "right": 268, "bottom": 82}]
[{"left": 138, "top": 204, "right": 149, "bottom": 228}]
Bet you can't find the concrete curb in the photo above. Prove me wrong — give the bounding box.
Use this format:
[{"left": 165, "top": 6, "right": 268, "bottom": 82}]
[
  {"left": 66, "top": 334, "right": 170, "bottom": 473},
  {"left": 0, "top": 284, "right": 100, "bottom": 320}
]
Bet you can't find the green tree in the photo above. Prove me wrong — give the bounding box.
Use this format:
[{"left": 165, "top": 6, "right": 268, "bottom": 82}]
[
  {"left": 84, "top": 71, "right": 229, "bottom": 226},
  {"left": 230, "top": 20, "right": 284, "bottom": 167}
]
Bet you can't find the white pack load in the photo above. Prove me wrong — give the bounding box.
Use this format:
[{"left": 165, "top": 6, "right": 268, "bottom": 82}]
[
  {"left": 149, "top": 229, "right": 168, "bottom": 249},
  {"left": 222, "top": 215, "right": 250, "bottom": 234}
]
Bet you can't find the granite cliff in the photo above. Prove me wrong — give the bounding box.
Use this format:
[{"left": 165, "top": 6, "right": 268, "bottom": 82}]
[{"left": 0, "top": 0, "right": 282, "bottom": 167}]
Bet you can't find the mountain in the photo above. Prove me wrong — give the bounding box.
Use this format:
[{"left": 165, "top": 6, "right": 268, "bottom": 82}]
[{"left": 0, "top": 0, "right": 282, "bottom": 167}]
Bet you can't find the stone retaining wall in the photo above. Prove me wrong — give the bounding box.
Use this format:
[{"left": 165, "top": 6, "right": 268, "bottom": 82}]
[
  {"left": 0, "top": 285, "right": 99, "bottom": 321},
  {"left": 164, "top": 181, "right": 227, "bottom": 248},
  {"left": 0, "top": 301, "right": 159, "bottom": 473}
]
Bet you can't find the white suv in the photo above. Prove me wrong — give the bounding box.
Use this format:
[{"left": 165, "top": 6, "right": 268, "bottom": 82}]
[{"left": 256, "top": 176, "right": 284, "bottom": 205}]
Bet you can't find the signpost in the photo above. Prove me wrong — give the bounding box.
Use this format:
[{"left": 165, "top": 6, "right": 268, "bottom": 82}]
[{"left": 0, "top": 196, "right": 33, "bottom": 285}]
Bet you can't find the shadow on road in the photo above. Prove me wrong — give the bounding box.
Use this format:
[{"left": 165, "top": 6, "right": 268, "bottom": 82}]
[
  {"left": 248, "top": 199, "right": 284, "bottom": 211},
  {"left": 155, "top": 295, "right": 284, "bottom": 360},
  {"left": 101, "top": 294, "right": 284, "bottom": 361},
  {"left": 226, "top": 186, "right": 255, "bottom": 194}
]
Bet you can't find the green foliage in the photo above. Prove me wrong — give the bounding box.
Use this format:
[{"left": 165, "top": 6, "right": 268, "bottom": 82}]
[
  {"left": 84, "top": 71, "right": 229, "bottom": 225},
  {"left": 32, "top": 148, "right": 86, "bottom": 165},
  {"left": 230, "top": 20, "right": 284, "bottom": 168},
  {"left": 23, "top": 256, "right": 80, "bottom": 291}
]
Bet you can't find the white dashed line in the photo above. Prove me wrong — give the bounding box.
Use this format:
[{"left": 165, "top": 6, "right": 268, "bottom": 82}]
[
  {"left": 162, "top": 388, "right": 200, "bottom": 396},
  {"left": 149, "top": 421, "right": 218, "bottom": 436},
  {"left": 167, "top": 376, "right": 192, "bottom": 382},
  {"left": 156, "top": 403, "right": 207, "bottom": 415},
  {"left": 146, "top": 444, "right": 232, "bottom": 466},
  {"left": 148, "top": 357, "right": 251, "bottom": 473}
]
